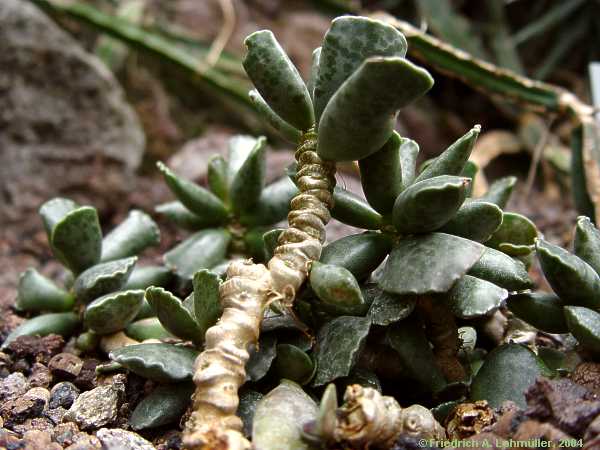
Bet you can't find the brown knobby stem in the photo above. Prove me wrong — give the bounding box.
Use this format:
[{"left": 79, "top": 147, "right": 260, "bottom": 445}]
[
  {"left": 417, "top": 296, "right": 466, "bottom": 382},
  {"left": 182, "top": 129, "right": 336, "bottom": 450}
]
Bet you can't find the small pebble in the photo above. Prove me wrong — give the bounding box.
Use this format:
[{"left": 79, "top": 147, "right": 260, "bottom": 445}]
[
  {"left": 97, "top": 428, "right": 155, "bottom": 450},
  {"left": 12, "top": 416, "right": 54, "bottom": 436},
  {"left": 54, "top": 422, "right": 80, "bottom": 447},
  {"left": 44, "top": 406, "right": 68, "bottom": 425},
  {"left": 64, "top": 384, "right": 122, "bottom": 430},
  {"left": 0, "top": 372, "right": 28, "bottom": 402},
  {"left": 22, "top": 429, "right": 62, "bottom": 450},
  {"left": 0, "top": 427, "right": 20, "bottom": 447},
  {"left": 28, "top": 362, "right": 53, "bottom": 388},
  {"left": 6, "top": 335, "right": 64, "bottom": 364},
  {"left": 75, "top": 359, "right": 100, "bottom": 390},
  {"left": 0, "top": 352, "right": 12, "bottom": 377},
  {"left": 1, "top": 386, "right": 50, "bottom": 427},
  {"left": 64, "top": 432, "right": 102, "bottom": 449},
  {"left": 49, "top": 381, "right": 80, "bottom": 409},
  {"left": 49, "top": 353, "right": 83, "bottom": 380}
]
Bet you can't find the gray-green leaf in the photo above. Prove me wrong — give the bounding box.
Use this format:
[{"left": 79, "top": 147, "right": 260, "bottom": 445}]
[
  {"left": 317, "top": 56, "right": 433, "bottom": 162},
  {"left": 1, "top": 312, "right": 79, "bottom": 350},
  {"left": 155, "top": 201, "right": 209, "bottom": 230},
  {"left": 312, "top": 316, "right": 370, "bottom": 386},
  {"left": 444, "top": 275, "right": 508, "bottom": 319},
  {"left": 486, "top": 212, "right": 537, "bottom": 255},
  {"left": 249, "top": 90, "right": 302, "bottom": 144},
  {"left": 468, "top": 247, "right": 533, "bottom": 291},
  {"left": 314, "top": 16, "right": 407, "bottom": 120},
  {"left": 145, "top": 287, "right": 202, "bottom": 343},
  {"left": 310, "top": 262, "right": 366, "bottom": 316},
  {"left": 164, "top": 229, "right": 231, "bottom": 279},
  {"left": 506, "top": 292, "right": 568, "bottom": 334},
  {"left": 246, "top": 334, "right": 277, "bottom": 382},
  {"left": 109, "top": 343, "right": 198, "bottom": 382},
  {"left": 364, "top": 284, "right": 416, "bottom": 326},
  {"left": 392, "top": 175, "right": 470, "bottom": 234},
  {"left": 574, "top": 216, "right": 600, "bottom": 276},
  {"left": 478, "top": 176, "right": 517, "bottom": 209},
  {"left": 16, "top": 268, "right": 74, "bottom": 313},
  {"left": 564, "top": 306, "right": 600, "bottom": 354},
  {"left": 439, "top": 200, "right": 503, "bottom": 243},
  {"left": 101, "top": 210, "right": 160, "bottom": 262},
  {"left": 73, "top": 257, "right": 137, "bottom": 304},
  {"left": 193, "top": 270, "right": 222, "bottom": 335},
  {"left": 241, "top": 177, "right": 298, "bottom": 227},
  {"left": 130, "top": 383, "right": 194, "bottom": 430},
  {"left": 230, "top": 136, "right": 267, "bottom": 215},
  {"left": 84, "top": 290, "right": 145, "bottom": 335},
  {"left": 243, "top": 31, "right": 314, "bottom": 131},
  {"left": 332, "top": 188, "right": 383, "bottom": 230},
  {"left": 273, "top": 344, "right": 315, "bottom": 385},
  {"left": 123, "top": 265, "right": 173, "bottom": 291},
  {"left": 379, "top": 233, "right": 484, "bottom": 295}
]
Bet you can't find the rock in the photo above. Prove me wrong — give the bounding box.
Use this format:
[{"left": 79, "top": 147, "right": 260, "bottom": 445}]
[
  {"left": 0, "top": 352, "right": 12, "bottom": 377},
  {"left": 64, "top": 384, "right": 122, "bottom": 430},
  {"left": 74, "top": 359, "right": 99, "bottom": 390},
  {"left": 0, "top": 386, "right": 50, "bottom": 428},
  {"left": 22, "top": 429, "right": 62, "bottom": 450},
  {"left": 64, "top": 432, "right": 102, "bottom": 450},
  {"left": 445, "top": 400, "right": 496, "bottom": 439},
  {"left": 44, "top": 406, "right": 67, "bottom": 425},
  {"left": 513, "top": 419, "right": 573, "bottom": 442},
  {"left": 96, "top": 428, "right": 154, "bottom": 450},
  {"left": 490, "top": 401, "right": 525, "bottom": 438},
  {"left": 12, "top": 417, "right": 54, "bottom": 436},
  {"left": 571, "top": 362, "right": 600, "bottom": 395},
  {"left": 525, "top": 377, "right": 600, "bottom": 437},
  {"left": 0, "top": 372, "right": 28, "bottom": 402},
  {"left": 49, "top": 381, "right": 80, "bottom": 409},
  {"left": 0, "top": 0, "right": 144, "bottom": 222},
  {"left": 28, "top": 362, "right": 52, "bottom": 388},
  {"left": 54, "top": 422, "right": 80, "bottom": 447},
  {"left": 5, "top": 334, "right": 64, "bottom": 364},
  {"left": 585, "top": 414, "right": 600, "bottom": 441},
  {"left": 0, "top": 427, "right": 21, "bottom": 448},
  {"left": 49, "top": 353, "right": 83, "bottom": 380}
]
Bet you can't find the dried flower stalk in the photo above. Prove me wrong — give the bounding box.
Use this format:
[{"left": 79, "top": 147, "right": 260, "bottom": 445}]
[{"left": 182, "top": 129, "right": 335, "bottom": 450}]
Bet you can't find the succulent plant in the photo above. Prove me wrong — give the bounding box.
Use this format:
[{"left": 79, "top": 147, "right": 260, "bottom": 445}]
[
  {"left": 508, "top": 216, "right": 600, "bottom": 356},
  {"left": 4, "top": 198, "right": 164, "bottom": 350},
  {"left": 155, "top": 134, "right": 298, "bottom": 280}
]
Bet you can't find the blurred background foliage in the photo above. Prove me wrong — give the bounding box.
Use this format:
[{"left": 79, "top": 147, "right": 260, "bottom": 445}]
[{"left": 15, "top": 0, "right": 600, "bottom": 244}]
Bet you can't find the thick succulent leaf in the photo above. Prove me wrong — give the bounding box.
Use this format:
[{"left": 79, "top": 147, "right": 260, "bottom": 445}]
[
  {"left": 16, "top": 268, "right": 74, "bottom": 312},
  {"left": 50, "top": 206, "right": 103, "bottom": 274},
  {"left": 164, "top": 229, "right": 231, "bottom": 279},
  {"left": 123, "top": 265, "right": 173, "bottom": 291},
  {"left": 478, "top": 176, "right": 517, "bottom": 209},
  {"left": 101, "top": 210, "right": 160, "bottom": 262},
  {"left": 471, "top": 344, "right": 551, "bottom": 408},
  {"left": 467, "top": 247, "right": 533, "bottom": 291},
  {"left": 506, "top": 293, "right": 568, "bottom": 334},
  {"left": 415, "top": 126, "right": 480, "bottom": 182},
  {"left": 243, "top": 228, "right": 268, "bottom": 262},
  {"left": 193, "top": 270, "right": 222, "bottom": 335},
  {"left": 444, "top": 275, "right": 508, "bottom": 319},
  {"left": 537, "top": 348, "right": 580, "bottom": 375},
  {"left": 317, "top": 56, "right": 433, "bottom": 162},
  {"left": 84, "top": 290, "right": 145, "bottom": 335},
  {"left": 130, "top": 383, "right": 194, "bottom": 430},
  {"left": 228, "top": 135, "right": 260, "bottom": 183},
  {"left": 564, "top": 306, "right": 600, "bottom": 354},
  {"left": 386, "top": 318, "right": 446, "bottom": 393},
  {"left": 461, "top": 161, "right": 478, "bottom": 197},
  {"left": 312, "top": 316, "right": 370, "bottom": 386},
  {"left": 39, "top": 198, "right": 78, "bottom": 237},
  {"left": 536, "top": 239, "right": 600, "bottom": 310},
  {"left": 252, "top": 380, "right": 318, "bottom": 450},
  {"left": 73, "top": 257, "right": 137, "bottom": 304},
  {"left": 263, "top": 228, "right": 284, "bottom": 261},
  {"left": 237, "top": 390, "right": 263, "bottom": 439},
  {"left": 486, "top": 212, "right": 537, "bottom": 255},
  {"left": 207, "top": 155, "right": 229, "bottom": 202},
  {"left": 1, "top": 312, "right": 79, "bottom": 350},
  {"left": 243, "top": 30, "right": 314, "bottom": 131},
  {"left": 439, "top": 200, "right": 503, "bottom": 242},
  {"left": 393, "top": 175, "right": 470, "bottom": 234},
  {"left": 109, "top": 343, "right": 198, "bottom": 382},
  {"left": 246, "top": 334, "right": 277, "bottom": 382},
  {"left": 273, "top": 344, "right": 315, "bottom": 385},
  {"left": 310, "top": 262, "right": 366, "bottom": 316},
  {"left": 307, "top": 47, "right": 321, "bottom": 101},
  {"left": 379, "top": 233, "right": 484, "bottom": 295},
  {"left": 332, "top": 188, "right": 383, "bottom": 230},
  {"left": 574, "top": 216, "right": 600, "bottom": 276},
  {"left": 363, "top": 284, "right": 416, "bottom": 326},
  {"left": 249, "top": 90, "right": 302, "bottom": 144},
  {"left": 230, "top": 136, "right": 267, "bottom": 214},
  {"left": 145, "top": 287, "right": 202, "bottom": 343},
  {"left": 126, "top": 317, "right": 174, "bottom": 341},
  {"left": 155, "top": 201, "right": 209, "bottom": 230},
  {"left": 314, "top": 16, "right": 407, "bottom": 120},
  {"left": 320, "top": 232, "right": 392, "bottom": 281},
  {"left": 241, "top": 177, "right": 298, "bottom": 226},
  {"left": 399, "top": 138, "right": 420, "bottom": 190},
  {"left": 358, "top": 131, "right": 403, "bottom": 214},
  {"left": 157, "top": 162, "right": 229, "bottom": 223}
]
